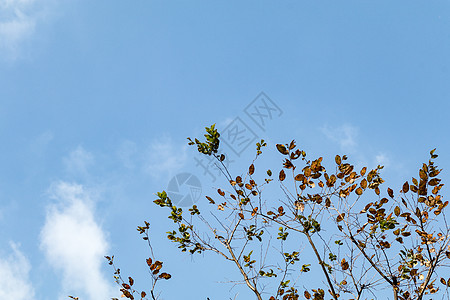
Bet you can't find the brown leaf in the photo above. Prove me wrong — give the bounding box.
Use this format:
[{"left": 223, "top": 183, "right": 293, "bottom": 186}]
[
  {"left": 218, "top": 189, "right": 225, "bottom": 196},
  {"left": 304, "top": 167, "right": 311, "bottom": 177},
  {"left": 289, "top": 140, "right": 296, "bottom": 150},
  {"left": 279, "top": 170, "right": 286, "bottom": 181},
  {"left": 218, "top": 205, "right": 224, "bottom": 211},
  {"left": 304, "top": 291, "right": 311, "bottom": 299},
  {"left": 206, "top": 196, "right": 215, "bottom": 204},
  {"left": 249, "top": 164, "right": 255, "bottom": 175},
  {"left": 419, "top": 169, "right": 428, "bottom": 180},
  {"left": 294, "top": 174, "right": 305, "bottom": 181},
  {"left": 388, "top": 188, "right": 394, "bottom": 198},
  {"left": 341, "top": 258, "right": 349, "bottom": 270},
  {"left": 402, "top": 181, "right": 409, "bottom": 193},
  {"left": 361, "top": 179, "right": 367, "bottom": 189},
  {"left": 394, "top": 206, "right": 400, "bottom": 216},
  {"left": 429, "top": 178, "right": 441, "bottom": 186},
  {"left": 335, "top": 155, "right": 341, "bottom": 165},
  {"left": 360, "top": 167, "right": 367, "bottom": 176},
  {"left": 251, "top": 207, "right": 258, "bottom": 216},
  {"left": 336, "top": 213, "right": 345, "bottom": 222},
  {"left": 402, "top": 198, "right": 408, "bottom": 207},
  {"left": 276, "top": 144, "right": 289, "bottom": 155},
  {"left": 355, "top": 187, "right": 363, "bottom": 195},
  {"left": 159, "top": 272, "right": 171, "bottom": 279},
  {"left": 283, "top": 159, "right": 294, "bottom": 169}
]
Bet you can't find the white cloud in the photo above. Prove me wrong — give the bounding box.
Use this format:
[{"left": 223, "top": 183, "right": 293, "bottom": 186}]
[
  {"left": 0, "top": 242, "right": 35, "bottom": 300},
  {"left": 63, "top": 146, "right": 94, "bottom": 175},
  {"left": 40, "top": 181, "right": 117, "bottom": 300},
  {"left": 144, "top": 137, "right": 188, "bottom": 180},
  {"left": 375, "top": 153, "right": 391, "bottom": 168},
  {"left": 321, "top": 124, "right": 358, "bottom": 153},
  {"left": 0, "top": 0, "right": 56, "bottom": 60},
  {"left": 321, "top": 123, "right": 393, "bottom": 171}
]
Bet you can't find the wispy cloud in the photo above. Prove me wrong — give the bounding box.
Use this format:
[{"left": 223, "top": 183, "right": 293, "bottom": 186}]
[
  {"left": 0, "top": 242, "right": 35, "bottom": 300},
  {"left": 375, "top": 152, "right": 391, "bottom": 168},
  {"left": 321, "top": 123, "right": 392, "bottom": 170},
  {"left": 40, "top": 181, "right": 117, "bottom": 300},
  {"left": 321, "top": 124, "right": 358, "bottom": 153},
  {"left": 63, "top": 146, "right": 94, "bottom": 176},
  {"left": 0, "top": 0, "right": 56, "bottom": 60},
  {"left": 144, "top": 137, "right": 188, "bottom": 180}
]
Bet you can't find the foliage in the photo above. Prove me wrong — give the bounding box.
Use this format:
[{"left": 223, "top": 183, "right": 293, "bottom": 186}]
[
  {"left": 73, "top": 124, "right": 450, "bottom": 300},
  {"left": 104, "top": 221, "right": 172, "bottom": 300}
]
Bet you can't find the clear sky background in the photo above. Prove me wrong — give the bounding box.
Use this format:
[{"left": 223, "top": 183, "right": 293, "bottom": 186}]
[{"left": 1, "top": 1, "right": 450, "bottom": 299}]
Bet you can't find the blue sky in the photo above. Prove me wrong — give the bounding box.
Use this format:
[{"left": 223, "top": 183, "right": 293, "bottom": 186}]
[{"left": 1, "top": 1, "right": 450, "bottom": 299}]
